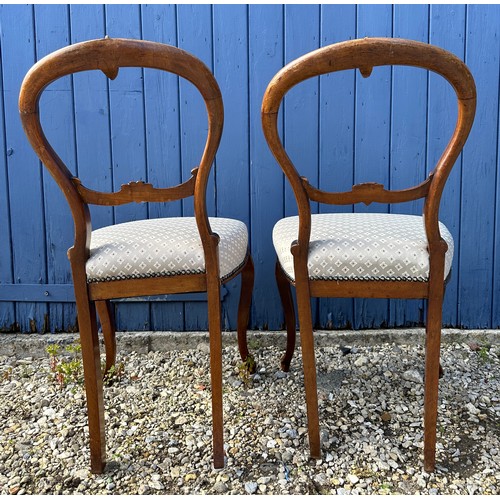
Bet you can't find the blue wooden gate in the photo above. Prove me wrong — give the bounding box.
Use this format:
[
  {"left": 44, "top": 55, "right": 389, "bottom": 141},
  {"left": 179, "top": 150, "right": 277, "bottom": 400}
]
[{"left": 1, "top": 4, "right": 500, "bottom": 332}]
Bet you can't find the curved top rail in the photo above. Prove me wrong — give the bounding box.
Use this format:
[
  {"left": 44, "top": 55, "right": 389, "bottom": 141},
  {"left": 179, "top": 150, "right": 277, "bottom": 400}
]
[
  {"left": 261, "top": 37, "right": 476, "bottom": 248},
  {"left": 19, "top": 38, "right": 224, "bottom": 258},
  {"left": 262, "top": 37, "right": 476, "bottom": 116},
  {"left": 19, "top": 37, "right": 221, "bottom": 115}
]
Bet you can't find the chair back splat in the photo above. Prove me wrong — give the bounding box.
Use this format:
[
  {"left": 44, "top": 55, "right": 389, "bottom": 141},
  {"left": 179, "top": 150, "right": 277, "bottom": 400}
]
[
  {"left": 262, "top": 37, "right": 476, "bottom": 472},
  {"left": 20, "top": 37, "right": 254, "bottom": 473}
]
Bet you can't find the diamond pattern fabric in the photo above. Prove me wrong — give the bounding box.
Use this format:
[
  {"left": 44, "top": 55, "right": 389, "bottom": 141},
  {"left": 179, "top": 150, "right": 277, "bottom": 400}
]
[
  {"left": 86, "top": 217, "right": 248, "bottom": 283},
  {"left": 273, "top": 213, "right": 453, "bottom": 282}
]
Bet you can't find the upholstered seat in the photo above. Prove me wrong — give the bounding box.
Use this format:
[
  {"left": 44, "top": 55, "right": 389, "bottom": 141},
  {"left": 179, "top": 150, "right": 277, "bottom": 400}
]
[
  {"left": 273, "top": 213, "right": 453, "bottom": 282},
  {"left": 87, "top": 217, "right": 248, "bottom": 283}
]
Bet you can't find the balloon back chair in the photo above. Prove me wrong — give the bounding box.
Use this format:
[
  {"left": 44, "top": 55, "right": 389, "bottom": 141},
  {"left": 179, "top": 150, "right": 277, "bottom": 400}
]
[
  {"left": 19, "top": 37, "right": 254, "bottom": 473},
  {"left": 262, "top": 37, "right": 476, "bottom": 472}
]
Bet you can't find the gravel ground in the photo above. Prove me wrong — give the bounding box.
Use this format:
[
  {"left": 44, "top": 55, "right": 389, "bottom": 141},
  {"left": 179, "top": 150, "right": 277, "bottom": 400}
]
[{"left": 0, "top": 338, "right": 499, "bottom": 494}]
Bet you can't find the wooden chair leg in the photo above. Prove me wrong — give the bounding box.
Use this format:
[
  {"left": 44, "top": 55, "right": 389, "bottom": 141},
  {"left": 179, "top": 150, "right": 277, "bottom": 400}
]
[
  {"left": 206, "top": 276, "right": 225, "bottom": 469},
  {"left": 275, "top": 260, "right": 296, "bottom": 372},
  {"left": 294, "top": 272, "right": 321, "bottom": 459},
  {"left": 76, "top": 295, "right": 106, "bottom": 473},
  {"left": 423, "top": 280, "right": 445, "bottom": 472},
  {"left": 236, "top": 255, "right": 255, "bottom": 369},
  {"left": 96, "top": 300, "right": 116, "bottom": 375}
]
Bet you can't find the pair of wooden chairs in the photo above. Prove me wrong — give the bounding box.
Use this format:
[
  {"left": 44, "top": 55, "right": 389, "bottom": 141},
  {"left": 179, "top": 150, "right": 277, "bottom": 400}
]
[{"left": 19, "top": 37, "right": 475, "bottom": 474}]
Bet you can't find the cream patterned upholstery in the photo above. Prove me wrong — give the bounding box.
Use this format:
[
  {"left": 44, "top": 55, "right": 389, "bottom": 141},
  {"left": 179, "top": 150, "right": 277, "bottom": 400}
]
[
  {"left": 273, "top": 213, "right": 453, "bottom": 282},
  {"left": 86, "top": 217, "right": 248, "bottom": 283}
]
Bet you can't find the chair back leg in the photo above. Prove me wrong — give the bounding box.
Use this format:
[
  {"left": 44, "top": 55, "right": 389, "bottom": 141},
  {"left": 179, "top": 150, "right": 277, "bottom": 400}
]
[
  {"left": 96, "top": 300, "right": 117, "bottom": 375},
  {"left": 275, "top": 260, "right": 296, "bottom": 372},
  {"left": 236, "top": 255, "right": 255, "bottom": 368}
]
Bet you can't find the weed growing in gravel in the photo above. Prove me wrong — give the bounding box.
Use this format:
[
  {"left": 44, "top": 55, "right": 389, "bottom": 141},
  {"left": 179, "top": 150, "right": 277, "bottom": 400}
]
[
  {"left": 238, "top": 354, "right": 256, "bottom": 386},
  {"left": 246, "top": 337, "right": 260, "bottom": 350},
  {"left": 46, "top": 342, "right": 83, "bottom": 388},
  {"left": 103, "top": 361, "right": 125, "bottom": 386},
  {"left": 46, "top": 341, "right": 125, "bottom": 389},
  {"left": 46, "top": 343, "right": 61, "bottom": 371},
  {"left": 478, "top": 345, "right": 491, "bottom": 363}
]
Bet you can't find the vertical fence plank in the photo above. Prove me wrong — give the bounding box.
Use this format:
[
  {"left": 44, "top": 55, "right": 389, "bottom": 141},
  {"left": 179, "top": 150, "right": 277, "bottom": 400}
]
[
  {"left": 459, "top": 5, "right": 500, "bottom": 327},
  {"left": 494, "top": 13, "right": 500, "bottom": 327},
  {"left": 284, "top": 4, "right": 320, "bottom": 217},
  {"left": 35, "top": 4, "right": 77, "bottom": 333},
  {"left": 428, "top": 4, "right": 466, "bottom": 327},
  {"left": 317, "top": 4, "right": 356, "bottom": 329},
  {"left": 0, "top": 16, "right": 15, "bottom": 331},
  {"left": 249, "top": 5, "right": 285, "bottom": 330},
  {"left": 389, "top": 4, "right": 429, "bottom": 327},
  {"left": 141, "top": 4, "right": 184, "bottom": 331},
  {"left": 354, "top": 4, "right": 393, "bottom": 328},
  {"left": 494, "top": 69, "right": 500, "bottom": 328},
  {"left": 70, "top": 4, "right": 113, "bottom": 232},
  {"left": 70, "top": 4, "right": 115, "bottom": 334},
  {"left": 0, "top": 10, "right": 16, "bottom": 332},
  {"left": 105, "top": 4, "right": 150, "bottom": 331},
  {"left": 213, "top": 4, "right": 250, "bottom": 329},
  {"left": 284, "top": 4, "right": 320, "bottom": 326},
  {"left": 0, "top": 4, "right": 48, "bottom": 333},
  {"left": 177, "top": 4, "right": 214, "bottom": 330}
]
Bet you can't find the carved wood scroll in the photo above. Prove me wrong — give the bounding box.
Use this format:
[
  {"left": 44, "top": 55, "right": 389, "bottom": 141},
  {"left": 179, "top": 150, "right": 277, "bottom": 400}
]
[
  {"left": 302, "top": 173, "right": 433, "bottom": 206},
  {"left": 73, "top": 167, "right": 199, "bottom": 206}
]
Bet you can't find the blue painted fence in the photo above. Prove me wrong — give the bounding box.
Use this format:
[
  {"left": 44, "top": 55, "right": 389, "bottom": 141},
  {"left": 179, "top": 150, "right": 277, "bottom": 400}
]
[{"left": 1, "top": 4, "right": 500, "bottom": 332}]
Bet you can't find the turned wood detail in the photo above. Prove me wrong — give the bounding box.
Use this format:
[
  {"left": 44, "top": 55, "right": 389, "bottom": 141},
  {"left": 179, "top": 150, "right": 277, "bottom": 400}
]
[{"left": 72, "top": 167, "right": 199, "bottom": 206}]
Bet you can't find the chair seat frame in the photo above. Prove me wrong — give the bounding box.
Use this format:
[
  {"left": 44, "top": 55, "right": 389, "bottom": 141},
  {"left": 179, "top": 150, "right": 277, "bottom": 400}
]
[{"left": 262, "top": 37, "right": 476, "bottom": 472}]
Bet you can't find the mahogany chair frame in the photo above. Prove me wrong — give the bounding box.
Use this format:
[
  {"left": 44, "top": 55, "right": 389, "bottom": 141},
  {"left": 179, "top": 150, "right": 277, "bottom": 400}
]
[
  {"left": 262, "top": 37, "right": 476, "bottom": 472},
  {"left": 19, "top": 37, "right": 254, "bottom": 473}
]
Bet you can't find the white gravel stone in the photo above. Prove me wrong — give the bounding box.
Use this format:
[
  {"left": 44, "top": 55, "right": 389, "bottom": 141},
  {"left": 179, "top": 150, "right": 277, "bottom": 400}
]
[
  {"left": 402, "top": 369, "right": 423, "bottom": 384},
  {"left": 244, "top": 481, "right": 258, "bottom": 494},
  {"left": 465, "top": 402, "right": 480, "bottom": 415},
  {"left": 213, "top": 481, "right": 228, "bottom": 493},
  {"left": 149, "top": 481, "right": 164, "bottom": 491},
  {"left": 347, "top": 473, "right": 359, "bottom": 484},
  {"left": 354, "top": 356, "right": 368, "bottom": 367}
]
